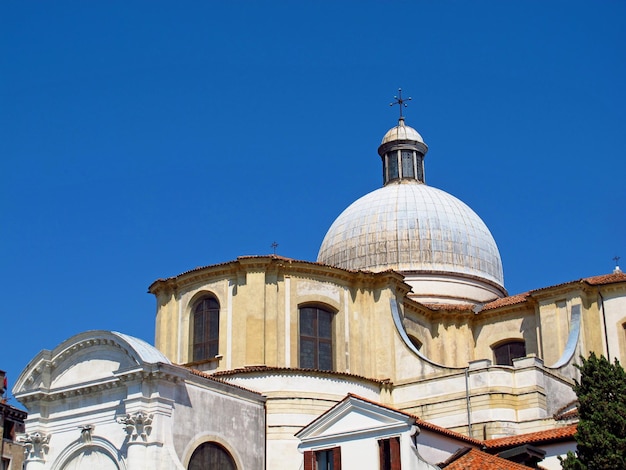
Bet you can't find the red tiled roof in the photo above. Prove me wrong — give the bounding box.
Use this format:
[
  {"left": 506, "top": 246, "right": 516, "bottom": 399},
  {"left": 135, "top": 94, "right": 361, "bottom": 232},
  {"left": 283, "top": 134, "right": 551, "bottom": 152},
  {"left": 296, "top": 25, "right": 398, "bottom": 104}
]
[
  {"left": 187, "top": 368, "right": 264, "bottom": 396},
  {"left": 420, "top": 271, "right": 625, "bottom": 312},
  {"left": 415, "top": 418, "right": 483, "bottom": 446},
  {"left": 483, "top": 292, "right": 531, "bottom": 310},
  {"left": 210, "top": 365, "right": 392, "bottom": 385},
  {"left": 148, "top": 254, "right": 407, "bottom": 292},
  {"left": 528, "top": 271, "right": 626, "bottom": 294},
  {"left": 484, "top": 424, "right": 577, "bottom": 449},
  {"left": 583, "top": 271, "right": 626, "bottom": 286},
  {"left": 441, "top": 447, "right": 534, "bottom": 469}
]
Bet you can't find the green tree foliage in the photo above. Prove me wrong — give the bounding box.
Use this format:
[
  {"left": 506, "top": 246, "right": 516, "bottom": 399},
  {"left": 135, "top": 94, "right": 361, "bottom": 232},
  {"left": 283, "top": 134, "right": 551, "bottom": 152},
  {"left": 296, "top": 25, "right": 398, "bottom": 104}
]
[{"left": 560, "top": 352, "right": 626, "bottom": 469}]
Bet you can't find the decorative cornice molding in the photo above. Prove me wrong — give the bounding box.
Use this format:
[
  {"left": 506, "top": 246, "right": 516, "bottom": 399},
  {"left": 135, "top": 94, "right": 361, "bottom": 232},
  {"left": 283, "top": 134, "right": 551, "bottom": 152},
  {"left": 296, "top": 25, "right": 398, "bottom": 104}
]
[{"left": 148, "top": 256, "right": 412, "bottom": 297}]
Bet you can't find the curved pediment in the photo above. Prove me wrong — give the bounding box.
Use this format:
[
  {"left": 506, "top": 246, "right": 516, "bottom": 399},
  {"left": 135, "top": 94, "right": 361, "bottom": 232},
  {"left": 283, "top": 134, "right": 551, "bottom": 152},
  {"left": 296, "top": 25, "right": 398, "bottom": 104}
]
[{"left": 13, "top": 330, "right": 170, "bottom": 396}]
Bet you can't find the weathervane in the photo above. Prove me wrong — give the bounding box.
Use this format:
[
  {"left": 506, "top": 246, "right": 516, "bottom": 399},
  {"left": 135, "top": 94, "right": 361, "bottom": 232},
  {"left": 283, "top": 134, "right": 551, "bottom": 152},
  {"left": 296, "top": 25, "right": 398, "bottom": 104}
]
[
  {"left": 271, "top": 241, "right": 278, "bottom": 255},
  {"left": 614, "top": 256, "right": 621, "bottom": 267},
  {"left": 390, "top": 88, "right": 411, "bottom": 119}
]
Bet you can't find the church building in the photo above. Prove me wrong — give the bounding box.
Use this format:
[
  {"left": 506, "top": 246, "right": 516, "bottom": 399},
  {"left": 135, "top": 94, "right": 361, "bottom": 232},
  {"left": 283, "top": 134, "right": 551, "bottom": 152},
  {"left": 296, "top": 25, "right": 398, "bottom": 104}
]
[{"left": 12, "top": 104, "right": 626, "bottom": 469}]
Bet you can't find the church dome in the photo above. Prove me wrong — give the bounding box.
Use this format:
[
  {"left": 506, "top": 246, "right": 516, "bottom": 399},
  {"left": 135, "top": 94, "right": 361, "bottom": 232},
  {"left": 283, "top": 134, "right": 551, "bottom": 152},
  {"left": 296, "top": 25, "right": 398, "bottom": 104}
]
[
  {"left": 317, "top": 111, "right": 506, "bottom": 303},
  {"left": 317, "top": 182, "right": 504, "bottom": 287}
]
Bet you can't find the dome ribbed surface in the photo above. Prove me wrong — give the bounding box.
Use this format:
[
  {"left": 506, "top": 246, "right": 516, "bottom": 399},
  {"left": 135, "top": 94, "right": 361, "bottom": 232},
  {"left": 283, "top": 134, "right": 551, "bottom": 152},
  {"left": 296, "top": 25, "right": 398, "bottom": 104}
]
[
  {"left": 381, "top": 121, "right": 424, "bottom": 144},
  {"left": 317, "top": 182, "right": 504, "bottom": 287}
]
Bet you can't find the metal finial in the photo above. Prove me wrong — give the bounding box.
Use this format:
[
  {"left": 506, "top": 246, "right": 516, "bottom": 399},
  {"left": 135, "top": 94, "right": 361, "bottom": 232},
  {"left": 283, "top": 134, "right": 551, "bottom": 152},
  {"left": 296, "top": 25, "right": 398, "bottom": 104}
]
[
  {"left": 390, "top": 88, "right": 411, "bottom": 119},
  {"left": 614, "top": 256, "right": 621, "bottom": 267},
  {"left": 271, "top": 241, "right": 278, "bottom": 255}
]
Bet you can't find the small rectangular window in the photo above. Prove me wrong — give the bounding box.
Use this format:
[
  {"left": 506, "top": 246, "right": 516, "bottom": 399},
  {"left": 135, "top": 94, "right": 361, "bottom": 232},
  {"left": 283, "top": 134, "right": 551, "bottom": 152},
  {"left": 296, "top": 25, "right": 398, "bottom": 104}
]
[
  {"left": 304, "top": 447, "right": 341, "bottom": 470},
  {"left": 378, "top": 437, "right": 401, "bottom": 470}
]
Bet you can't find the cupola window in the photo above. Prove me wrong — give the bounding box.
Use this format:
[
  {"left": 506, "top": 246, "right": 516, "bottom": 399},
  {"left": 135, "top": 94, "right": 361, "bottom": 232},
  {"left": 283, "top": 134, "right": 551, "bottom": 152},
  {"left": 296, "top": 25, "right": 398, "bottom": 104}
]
[
  {"left": 401, "top": 149, "right": 414, "bottom": 178},
  {"left": 387, "top": 151, "right": 399, "bottom": 181},
  {"left": 416, "top": 154, "right": 424, "bottom": 182}
]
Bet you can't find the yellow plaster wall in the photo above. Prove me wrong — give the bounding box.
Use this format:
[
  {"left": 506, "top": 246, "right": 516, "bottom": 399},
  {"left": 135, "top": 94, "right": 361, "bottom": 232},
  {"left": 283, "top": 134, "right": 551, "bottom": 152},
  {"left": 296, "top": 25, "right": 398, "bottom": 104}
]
[
  {"left": 473, "top": 309, "right": 537, "bottom": 364},
  {"left": 152, "top": 259, "right": 410, "bottom": 379}
]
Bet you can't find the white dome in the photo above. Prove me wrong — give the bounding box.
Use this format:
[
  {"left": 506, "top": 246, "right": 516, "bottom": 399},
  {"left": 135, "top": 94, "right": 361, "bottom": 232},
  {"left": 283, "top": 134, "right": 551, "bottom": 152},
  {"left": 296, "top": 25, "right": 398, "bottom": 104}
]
[
  {"left": 381, "top": 119, "right": 424, "bottom": 144},
  {"left": 317, "top": 182, "right": 504, "bottom": 290}
]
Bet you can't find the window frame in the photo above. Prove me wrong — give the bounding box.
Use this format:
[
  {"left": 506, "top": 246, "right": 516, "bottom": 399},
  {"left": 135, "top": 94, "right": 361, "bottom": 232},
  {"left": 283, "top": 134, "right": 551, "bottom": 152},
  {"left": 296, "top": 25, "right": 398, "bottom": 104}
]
[
  {"left": 191, "top": 295, "right": 220, "bottom": 362},
  {"left": 378, "top": 436, "right": 401, "bottom": 470},
  {"left": 492, "top": 339, "right": 526, "bottom": 366},
  {"left": 188, "top": 441, "right": 236, "bottom": 470},
  {"left": 303, "top": 447, "right": 341, "bottom": 470},
  {"left": 298, "top": 304, "right": 335, "bottom": 371}
]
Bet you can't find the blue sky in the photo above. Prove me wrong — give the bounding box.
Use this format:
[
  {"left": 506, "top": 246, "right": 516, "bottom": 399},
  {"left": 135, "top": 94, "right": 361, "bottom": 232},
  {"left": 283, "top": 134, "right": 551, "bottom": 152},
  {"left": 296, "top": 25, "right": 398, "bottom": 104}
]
[{"left": 1, "top": 1, "right": 624, "bottom": 403}]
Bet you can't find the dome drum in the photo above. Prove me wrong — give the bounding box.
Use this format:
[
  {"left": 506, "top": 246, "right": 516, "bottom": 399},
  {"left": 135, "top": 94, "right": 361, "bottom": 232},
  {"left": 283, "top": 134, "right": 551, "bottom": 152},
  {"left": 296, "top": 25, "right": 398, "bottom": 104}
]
[
  {"left": 402, "top": 272, "right": 507, "bottom": 304},
  {"left": 378, "top": 139, "right": 428, "bottom": 157}
]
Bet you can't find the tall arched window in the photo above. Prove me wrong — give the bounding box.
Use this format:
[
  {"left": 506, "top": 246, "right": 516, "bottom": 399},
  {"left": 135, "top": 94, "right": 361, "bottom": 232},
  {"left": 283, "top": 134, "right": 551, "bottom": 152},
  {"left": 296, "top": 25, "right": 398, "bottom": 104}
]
[
  {"left": 192, "top": 296, "right": 220, "bottom": 362},
  {"left": 299, "top": 305, "right": 334, "bottom": 371},
  {"left": 188, "top": 442, "right": 236, "bottom": 470},
  {"left": 492, "top": 340, "right": 526, "bottom": 366}
]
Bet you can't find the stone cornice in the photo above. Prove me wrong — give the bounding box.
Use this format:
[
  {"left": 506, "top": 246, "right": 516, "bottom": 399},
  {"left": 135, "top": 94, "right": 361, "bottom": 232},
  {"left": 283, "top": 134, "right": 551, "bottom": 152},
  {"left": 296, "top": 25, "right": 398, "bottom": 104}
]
[
  {"left": 148, "top": 255, "right": 412, "bottom": 297},
  {"left": 16, "top": 365, "right": 183, "bottom": 405},
  {"left": 0, "top": 402, "right": 27, "bottom": 420}
]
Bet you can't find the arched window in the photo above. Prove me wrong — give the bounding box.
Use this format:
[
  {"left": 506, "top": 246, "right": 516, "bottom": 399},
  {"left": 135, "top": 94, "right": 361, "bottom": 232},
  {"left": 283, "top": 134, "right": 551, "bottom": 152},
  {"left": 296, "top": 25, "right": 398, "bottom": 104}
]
[
  {"left": 492, "top": 340, "right": 526, "bottom": 366},
  {"left": 188, "top": 442, "right": 236, "bottom": 470},
  {"left": 192, "top": 296, "right": 220, "bottom": 362},
  {"left": 299, "top": 305, "right": 334, "bottom": 371}
]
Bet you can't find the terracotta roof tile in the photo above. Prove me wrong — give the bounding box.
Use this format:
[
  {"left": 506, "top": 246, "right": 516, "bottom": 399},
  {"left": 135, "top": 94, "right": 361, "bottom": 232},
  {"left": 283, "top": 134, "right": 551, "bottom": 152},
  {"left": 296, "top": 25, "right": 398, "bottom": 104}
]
[
  {"left": 484, "top": 424, "right": 577, "bottom": 449},
  {"left": 483, "top": 292, "right": 531, "bottom": 310},
  {"left": 441, "top": 447, "right": 534, "bottom": 469},
  {"left": 583, "top": 271, "right": 626, "bottom": 285},
  {"left": 415, "top": 418, "right": 483, "bottom": 446},
  {"left": 528, "top": 271, "right": 626, "bottom": 294},
  {"left": 187, "top": 368, "right": 264, "bottom": 396},
  {"left": 210, "top": 365, "right": 392, "bottom": 385},
  {"left": 426, "top": 271, "right": 625, "bottom": 313}
]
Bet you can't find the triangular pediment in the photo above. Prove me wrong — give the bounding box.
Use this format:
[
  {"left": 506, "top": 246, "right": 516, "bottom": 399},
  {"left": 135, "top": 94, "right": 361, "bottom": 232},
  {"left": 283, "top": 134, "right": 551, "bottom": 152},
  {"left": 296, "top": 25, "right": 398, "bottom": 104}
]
[{"left": 297, "top": 395, "right": 414, "bottom": 441}]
